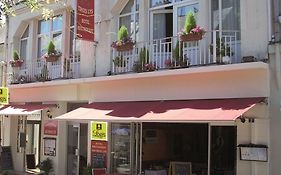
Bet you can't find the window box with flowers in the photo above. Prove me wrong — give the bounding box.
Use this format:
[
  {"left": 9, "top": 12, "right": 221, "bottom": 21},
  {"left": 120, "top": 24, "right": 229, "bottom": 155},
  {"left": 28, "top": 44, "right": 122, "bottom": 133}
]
[
  {"left": 43, "top": 41, "right": 62, "bottom": 62},
  {"left": 178, "top": 12, "right": 206, "bottom": 42},
  {"left": 9, "top": 50, "right": 24, "bottom": 67},
  {"left": 111, "top": 26, "right": 135, "bottom": 52}
]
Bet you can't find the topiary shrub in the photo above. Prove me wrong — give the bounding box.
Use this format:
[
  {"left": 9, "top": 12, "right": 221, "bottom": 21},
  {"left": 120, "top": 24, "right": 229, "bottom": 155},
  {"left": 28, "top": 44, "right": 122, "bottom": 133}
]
[
  {"left": 117, "top": 25, "right": 129, "bottom": 41},
  {"left": 184, "top": 11, "right": 196, "bottom": 33},
  {"left": 13, "top": 50, "right": 20, "bottom": 60},
  {"left": 47, "top": 41, "right": 56, "bottom": 55}
]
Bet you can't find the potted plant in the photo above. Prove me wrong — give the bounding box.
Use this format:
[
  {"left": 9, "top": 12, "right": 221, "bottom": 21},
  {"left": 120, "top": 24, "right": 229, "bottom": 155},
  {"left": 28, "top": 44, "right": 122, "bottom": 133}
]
[
  {"left": 9, "top": 50, "right": 24, "bottom": 67},
  {"left": 43, "top": 41, "right": 61, "bottom": 62},
  {"left": 111, "top": 26, "right": 134, "bottom": 52},
  {"left": 178, "top": 11, "right": 206, "bottom": 42},
  {"left": 165, "top": 41, "right": 189, "bottom": 68},
  {"left": 209, "top": 39, "right": 233, "bottom": 64},
  {"left": 113, "top": 55, "right": 127, "bottom": 72},
  {"left": 37, "top": 158, "right": 53, "bottom": 175},
  {"left": 133, "top": 47, "right": 155, "bottom": 72},
  {"left": 82, "top": 164, "right": 93, "bottom": 175}
]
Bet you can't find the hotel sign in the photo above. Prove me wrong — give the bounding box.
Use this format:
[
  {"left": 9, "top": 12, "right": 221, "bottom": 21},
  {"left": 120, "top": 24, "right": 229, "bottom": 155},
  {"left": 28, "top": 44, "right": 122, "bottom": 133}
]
[
  {"left": 91, "top": 121, "right": 107, "bottom": 141},
  {"left": 0, "top": 87, "right": 8, "bottom": 105},
  {"left": 77, "top": 0, "right": 95, "bottom": 41}
]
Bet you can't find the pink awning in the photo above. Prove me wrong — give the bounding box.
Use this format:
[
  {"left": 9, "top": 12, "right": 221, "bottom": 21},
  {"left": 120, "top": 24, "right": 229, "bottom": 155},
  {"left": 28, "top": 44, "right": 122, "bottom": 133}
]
[
  {"left": 0, "top": 104, "right": 56, "bottom": 115},
  {"left": 55, "top": 98, "right": 263, "bottom": 122}
]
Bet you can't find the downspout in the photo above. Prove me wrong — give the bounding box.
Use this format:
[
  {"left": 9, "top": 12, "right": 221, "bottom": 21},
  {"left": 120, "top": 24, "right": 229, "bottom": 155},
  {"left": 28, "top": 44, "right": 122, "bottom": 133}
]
[{"left": 267, "top": 0, "right": 273, "bottom": 41}]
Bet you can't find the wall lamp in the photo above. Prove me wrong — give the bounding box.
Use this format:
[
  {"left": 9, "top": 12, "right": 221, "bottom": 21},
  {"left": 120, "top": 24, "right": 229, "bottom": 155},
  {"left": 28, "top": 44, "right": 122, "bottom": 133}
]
[
  {"left": 47, "top": 110, "right": 52, "bottom": 119},
  {"left": 238, "top": 116, "right": 255, "bottom": 123}
]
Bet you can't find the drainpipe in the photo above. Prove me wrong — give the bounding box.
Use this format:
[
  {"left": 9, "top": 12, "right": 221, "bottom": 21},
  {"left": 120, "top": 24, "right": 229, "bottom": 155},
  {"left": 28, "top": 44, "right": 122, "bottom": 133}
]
[{"left": 268, "top": 0, "right": 273, "bottom": 41}]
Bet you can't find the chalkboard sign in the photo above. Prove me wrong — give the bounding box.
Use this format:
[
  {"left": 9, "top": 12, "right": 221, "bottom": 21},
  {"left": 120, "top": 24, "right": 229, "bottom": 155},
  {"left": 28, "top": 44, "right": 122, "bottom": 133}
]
[
  {"left": 0, "top": 146, "right": 14, "bottom": 172},
  {"left": 92, "top": 153, "right": 106, "bottom": 168},
  {"left": 169, "top": 162, "right": 192, "bottom": 175}
]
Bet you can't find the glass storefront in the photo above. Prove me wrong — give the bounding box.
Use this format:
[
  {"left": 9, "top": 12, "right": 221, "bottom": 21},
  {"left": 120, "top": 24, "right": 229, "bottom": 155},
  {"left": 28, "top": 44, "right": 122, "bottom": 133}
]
[{"left": 108, "top": 123, "right": 236, "bottom": 175}]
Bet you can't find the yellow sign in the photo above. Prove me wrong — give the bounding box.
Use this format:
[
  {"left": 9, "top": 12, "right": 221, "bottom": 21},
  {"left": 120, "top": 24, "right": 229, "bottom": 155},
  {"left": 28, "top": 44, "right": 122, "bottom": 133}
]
[
  {"left": 91, "top": 121, "right": 107, "bottom": 141},
  {"left": 0, "top": 87, "right": 9, "bottom": 105}
]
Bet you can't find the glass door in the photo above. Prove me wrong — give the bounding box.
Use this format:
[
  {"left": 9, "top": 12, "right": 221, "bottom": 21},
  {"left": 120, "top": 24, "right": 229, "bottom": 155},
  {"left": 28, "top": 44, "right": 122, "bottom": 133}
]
[
  {"left": 67, "top": 123, "right": 80, "bottom": 175},
  {"left": 110, "top": 123, "right": 142, "bottom": 175},
  {"left": 150, "top": 9, "right": 173, "bottom": 40},
  {"left": 26, "top": 120, "right": 41, "bottom": 167},
  {"left": 210, "top": 126, "right": 237, "bottom": 175}
]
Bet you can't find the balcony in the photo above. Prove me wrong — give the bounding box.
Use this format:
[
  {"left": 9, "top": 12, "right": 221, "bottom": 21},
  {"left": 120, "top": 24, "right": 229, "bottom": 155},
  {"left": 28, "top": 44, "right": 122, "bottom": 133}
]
[
  {"left": 9, "top": 57, "right": 80, "bottom": 84},
  {"left": 111, "top": 30, "right": 259, "bottom": 75}
]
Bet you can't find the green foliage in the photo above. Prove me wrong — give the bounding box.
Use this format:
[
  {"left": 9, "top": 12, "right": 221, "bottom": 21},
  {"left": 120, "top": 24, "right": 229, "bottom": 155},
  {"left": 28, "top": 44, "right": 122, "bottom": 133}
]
[
  {"left": 47, "top": 40, "right": 56, "bottom": 55},
  {"left": 139, "top": 47, "right": 149, "bottom": 65},
  {"left": 35, "top": 64, "right": 49, "bottom": 82},
  {"left": 118, "top": 25, "right": 129, "bottom": 41},
  {"left": 82, "top": 164, "right": 93, "bottom": 175},
  {"left": 184, "top": 11, "right": 196, "bottom": 33},
  {"left": 113, "top": 55, "right": 127, "bottom": 67},
  {"left": 37, "top": 158, "right": 53, "bottom": 175},
  {"left": 172, "top": 41, "right": 183, "bottom": 61},
  {"left": 209, "top": 38, "right": 233, "bottom": 57},
  {"left": 13, "top": 50, "right": 19, "bottom": 60}
]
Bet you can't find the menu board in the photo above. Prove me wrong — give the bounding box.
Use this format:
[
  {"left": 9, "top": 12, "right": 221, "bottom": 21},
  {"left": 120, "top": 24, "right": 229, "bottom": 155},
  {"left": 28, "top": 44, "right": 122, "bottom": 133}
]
[
  {"left": 91, "top": 141, "right": 108, "bottom": 168},
  {"left": 0, "top": 146, "right": 14, "bottom": 172},
  {"left": 240, "top": 146, "right": 268, "bottom": 161}
]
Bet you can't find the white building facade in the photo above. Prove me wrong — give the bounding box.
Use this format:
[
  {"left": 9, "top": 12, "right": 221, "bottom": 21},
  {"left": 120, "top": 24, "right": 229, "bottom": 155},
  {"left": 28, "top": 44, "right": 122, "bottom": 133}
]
[{"left": 1, "top": 0, "right": 280, "bottom": 175}]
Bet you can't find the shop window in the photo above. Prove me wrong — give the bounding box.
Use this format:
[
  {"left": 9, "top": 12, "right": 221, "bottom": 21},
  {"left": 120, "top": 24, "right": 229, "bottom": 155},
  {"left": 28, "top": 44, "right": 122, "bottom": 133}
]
[
  {"left": 119, "top": 0, "right": 140, "bottom": 41},
  {"left": 37, "top": 15, "right": 63, "bottom": 58}
]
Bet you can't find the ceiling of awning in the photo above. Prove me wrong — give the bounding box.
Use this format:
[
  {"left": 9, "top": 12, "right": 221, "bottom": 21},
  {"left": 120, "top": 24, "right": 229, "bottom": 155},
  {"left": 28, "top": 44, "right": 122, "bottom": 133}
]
[
  {"left": 0, "top": 104, "right": 57, "bottom": 115},
  {"left": 55, "top": 98, "right": 263, "bottom": 122}
]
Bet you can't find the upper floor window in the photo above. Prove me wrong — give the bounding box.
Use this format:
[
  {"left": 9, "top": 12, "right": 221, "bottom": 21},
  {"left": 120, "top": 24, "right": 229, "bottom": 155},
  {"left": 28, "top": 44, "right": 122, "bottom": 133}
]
[
  {"left": 119, "top": 0, "right": 140, "bottom": 41},
  {"left": 69, "top": 11, "right": 80, "bottom": 58},
  {"left": 37, "top": 15, "right": 63, "bottom": 58},
  {"left": 211, "top": 0, "right": 240, "bottom": 31},
  {"left": 20, "top": 25, "right": 29, "bottom": 62}
]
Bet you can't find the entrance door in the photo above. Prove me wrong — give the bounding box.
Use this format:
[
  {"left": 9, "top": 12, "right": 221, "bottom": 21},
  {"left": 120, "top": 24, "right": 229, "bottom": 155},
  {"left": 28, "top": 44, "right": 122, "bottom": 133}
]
[
  {"left": 67, "top": 123, "right": 88, "bottom": 175},
  {"left": 26, "top": 120, "right": 41, "bottom": 167},
  {"left": 210, "top": 126, "right": 236, "bottom": 175},
  {"left": 110, "top": 123, "right": 141, "bottom": 175}
]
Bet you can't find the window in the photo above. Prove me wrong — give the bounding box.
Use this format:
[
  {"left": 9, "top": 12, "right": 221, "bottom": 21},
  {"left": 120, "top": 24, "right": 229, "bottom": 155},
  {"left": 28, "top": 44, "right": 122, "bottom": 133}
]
[
  {"left": 69, "top": 11, "right": 80, "bottom": 58},
  {"left": 37, "top": 15, "right": 63, "bottom": 58},
  {"left": 119, "top": 0, "right": 140, "bottom": 41},
  {"left": 20, "top": 26, "right": 29, "bottom": 63},
  {"left": 211, "top": 0, "right": 240, "bottom": 31}
]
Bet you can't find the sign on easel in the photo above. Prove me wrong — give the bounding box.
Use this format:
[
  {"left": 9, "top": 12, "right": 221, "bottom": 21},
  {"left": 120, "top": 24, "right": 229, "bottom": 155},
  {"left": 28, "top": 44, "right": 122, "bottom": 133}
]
[{"left": 169, "top": 162, "right": 192, "bottom": 175}]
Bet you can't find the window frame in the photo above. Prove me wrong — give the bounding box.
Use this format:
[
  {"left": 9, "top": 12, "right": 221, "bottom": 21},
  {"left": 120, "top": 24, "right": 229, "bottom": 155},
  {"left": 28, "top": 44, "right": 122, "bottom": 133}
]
[{"left": 37, "top": 15, "right": 63, "bottom": 59}]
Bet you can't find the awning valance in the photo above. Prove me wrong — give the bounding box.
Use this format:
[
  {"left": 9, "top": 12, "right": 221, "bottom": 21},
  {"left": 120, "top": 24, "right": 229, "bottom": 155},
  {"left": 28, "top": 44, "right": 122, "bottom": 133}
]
[
  {"left": 0, "top": 104, "right": 56, "bottom": 115},
  {"left": 55, "top": 98, "right": 263, "bottom": 122}
]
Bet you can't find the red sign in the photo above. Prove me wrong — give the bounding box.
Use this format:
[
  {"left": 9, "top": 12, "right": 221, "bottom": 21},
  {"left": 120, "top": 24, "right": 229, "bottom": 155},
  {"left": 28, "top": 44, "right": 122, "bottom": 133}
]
[
  {"left": 44, "top": 120, "right": 58, "bottom": 136},
  {"left": 91, "top": 141, "right": 108, "bottom": 170},
  {"left": 77, "top": 0, "right": 95, "bottom": 41}
]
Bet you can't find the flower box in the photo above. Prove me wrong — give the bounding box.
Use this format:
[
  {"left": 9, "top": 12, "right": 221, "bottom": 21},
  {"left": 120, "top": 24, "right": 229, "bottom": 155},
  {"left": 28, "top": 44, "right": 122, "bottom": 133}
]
[
  {"left": 10, "top": 59, "right": 24, "bottom": 67},
  {"left": 180, "top": 33, "right": 203, "bottom": 42},
  {"left": 44, "top": 53, "right": 61, "bottom": 62},
  {"left": 115, "top": 42, "right": 134, "bottom": 52}
]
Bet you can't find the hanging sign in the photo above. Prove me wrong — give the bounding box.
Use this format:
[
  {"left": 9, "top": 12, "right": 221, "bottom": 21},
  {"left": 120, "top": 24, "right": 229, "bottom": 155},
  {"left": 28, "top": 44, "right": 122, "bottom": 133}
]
[
  {"left": 91, "top": 121, "right": 107, "bottom": 141},
  {"left": 0, "top": 87, "right": 9, "bottom": 105},
  {"left": 44, "top": 120, "right": 58, "bottom": 136},
  {"left": 76, "top": 0, "right": 95, "bottom": 41}
]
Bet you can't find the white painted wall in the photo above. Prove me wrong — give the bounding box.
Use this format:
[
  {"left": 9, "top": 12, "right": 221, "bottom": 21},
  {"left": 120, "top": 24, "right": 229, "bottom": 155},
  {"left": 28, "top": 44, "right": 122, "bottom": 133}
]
[{"left": 240, "top": 0, "right": 269, "bottom": 59}]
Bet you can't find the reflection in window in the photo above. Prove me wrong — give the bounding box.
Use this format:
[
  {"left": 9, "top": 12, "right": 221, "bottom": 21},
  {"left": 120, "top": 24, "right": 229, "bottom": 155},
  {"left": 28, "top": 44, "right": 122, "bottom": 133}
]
[
  {"left": 211, "top": 0, "right": 240, "bottom": 31},
  {"left": 119, "top": 0, "right": 139, "bottom": 41},
  {"left": 150, "top": 0, "right": 172, "bottom": 7}
]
